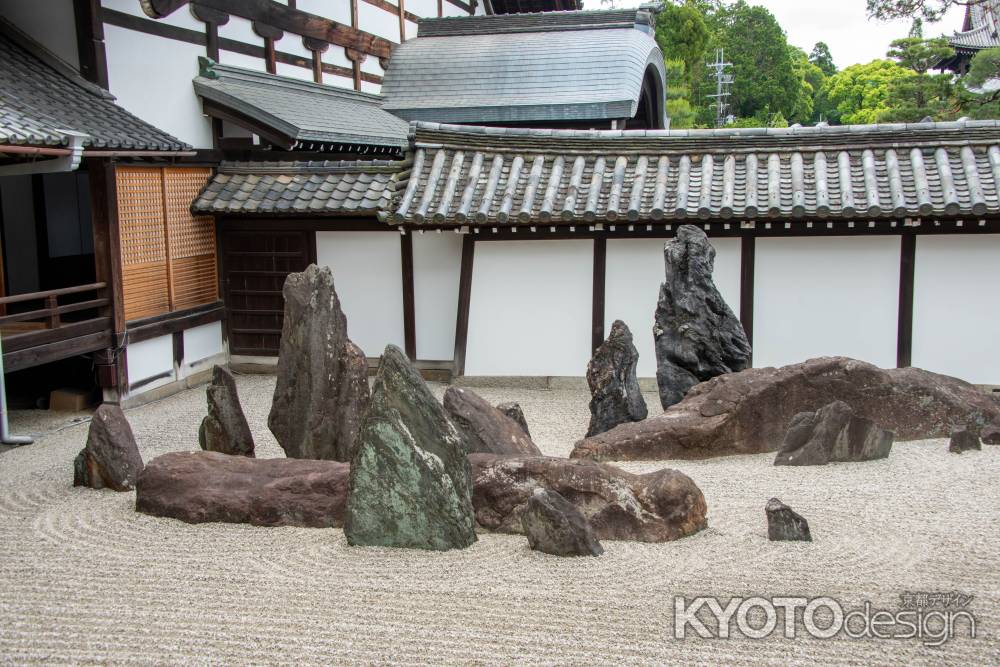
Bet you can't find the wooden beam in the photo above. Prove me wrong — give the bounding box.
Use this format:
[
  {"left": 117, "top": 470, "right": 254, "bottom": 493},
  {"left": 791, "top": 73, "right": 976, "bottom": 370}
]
[
  {"left": 897, "top": 233, "right": 916, "bottom": 368},
  {"left": 739, "top": 234, "right": 755, "bottom": 363},
  {"left": 3, "top": 330, "right": 113, "bottom": 374},
  {"left": 398, "top": 0, "right": 407, "bottom": 42},
  {"left": 400, "top": 232, "right": 416, "bottom": 359},
  {"left": 127, "top": 301, "right": 226, "bottom": 343},
  {"left": 452, "top": 235, "right": 475, "bottom": 377},
  {"left": 1, "top": 318, "right": 111, "bottom": 354},
  {"left": 591, "top": 236, "right": 606, "bottom": 353},
  {"left": 74, "top": 0, "right": 109, "bottom": 88}
]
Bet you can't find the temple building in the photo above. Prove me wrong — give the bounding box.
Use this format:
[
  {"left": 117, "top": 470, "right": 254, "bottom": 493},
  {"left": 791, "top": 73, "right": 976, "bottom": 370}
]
[{"left": 938, "top": 0, "right": 1000, "bottom": 75}]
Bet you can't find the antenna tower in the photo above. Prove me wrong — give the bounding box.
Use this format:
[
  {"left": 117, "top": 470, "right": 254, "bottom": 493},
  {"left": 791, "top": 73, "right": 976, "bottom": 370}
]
[{"left": 706, "top": 48, "right": 734, "bottom": 128}]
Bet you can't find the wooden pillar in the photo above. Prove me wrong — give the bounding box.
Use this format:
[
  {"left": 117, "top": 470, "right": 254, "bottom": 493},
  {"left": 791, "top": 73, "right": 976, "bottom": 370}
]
[
  {"left": 398, "top": 0, "right": 407, "bottom": 42},
  {"left": 73, "top": 0, "right": 109, "bottom": 88},
  {"left": 896, "top": 233, "right": 916, "bottom": 368},
  {"left": 303, "top": 37, "right": 329, "bottom": 84},
  {"left": 253, "top": 22, "right": 283, "bottom": 75},
  {"left": 438, "top": 0, "right": 444, "bottom": 17},
  {"left": 453, "top": 235, "right": 475, "bottom": 377},
  {"left": 400, "top": 232, "right": 416, "bottom": 360},
  {"left": 591, "top": 236, "right": 606, "bottom": 353},
  {"left": 345, "top": 49, "right": 366, "bottom": 92},
  {"left": 739, "top": 234, "right": 755, "bottom": 364}
]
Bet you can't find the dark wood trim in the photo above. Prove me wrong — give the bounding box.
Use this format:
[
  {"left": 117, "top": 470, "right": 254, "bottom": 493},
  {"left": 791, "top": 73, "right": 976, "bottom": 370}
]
[
  {"left": 218, "top": 218, "right": 394, "bottom": 231},
  {"left": 591, "top": 236, "right": 606, "bottom": 353},
  {"left": 1, "top": 317, "right": 111, "bottom": 354},
  {"left": 896, "top": 233, "right": 916, "bottom": 368},
  {"left": 398, "top": 0, "right": 407, "bottom": 41},
  {"left": 129, "top": 369, "right": 173, "bottom": 392},
  {"left": 264, "top": 37, "right": 277, "bottom": 74},
  {"left": 3, "top": 330, "right": 113, "bottom": 374},
  {"left": 400, "top": 232, "right": 416, "bottom": 359},
  {"left": 438, "top": 0, "right": 444, "bottom": 17},
  {"left": 205, "top": 21, "right": 220, "bottom": 60},
  {"left": 172, "top": 330, "right": 185, "bottom": 366},
  {"left": 453, "top": 235, "right": 475, "bottom": 376},
  {"left": 74, "top": 0, "right": 109, "bottom": 88},
  {"left": 739, "top": 234, "right": 755, "bottom": 360},
  {"left": 127, "top": 301, "right": 225, "bottom": 343},
  {"left": 201, "top": 100, "right": 295, "bottom": 150}
]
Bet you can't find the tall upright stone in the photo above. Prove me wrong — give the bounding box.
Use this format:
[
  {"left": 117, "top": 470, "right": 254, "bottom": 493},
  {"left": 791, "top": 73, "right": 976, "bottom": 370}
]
[
  {"left": 199, "top": 365, "right": 255, "bottom": 457},
  {"left": 586, "top": 320, "right": 647, "bottom": 437},
  {"left": 654, "top": 225, "right": 751, "bottom": 409},
  {"left": 268, "top": 265, "right": 370, "bottom": 461},
  {"left": 345, "top": 345, "right": 477, "bottom": 551},
  {"left": 73, "top": 404, "right": 144, "bottom": 491}
]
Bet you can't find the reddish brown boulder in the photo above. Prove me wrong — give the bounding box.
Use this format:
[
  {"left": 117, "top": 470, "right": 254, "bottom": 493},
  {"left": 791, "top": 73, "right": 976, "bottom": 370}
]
[
  {"left": 136, "top": 451, "right": 349, "bottom": 528},
  {"left": 470, "top": 453, "right": 707, "bottom": 542},
  {"left": 444, "top": 387, "right": 541, "bottom": 456},
  {"left": 73, "top": 404, "right": 143, "bottom": 491},
  {"left": 572, "top": 357, "right": 1000, "bottom": 462}
]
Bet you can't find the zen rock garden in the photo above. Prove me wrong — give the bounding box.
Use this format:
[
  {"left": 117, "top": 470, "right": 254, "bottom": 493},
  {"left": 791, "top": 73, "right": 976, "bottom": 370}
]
[{"left": 76, "top": 227, "right": 999, "bottom": 557}]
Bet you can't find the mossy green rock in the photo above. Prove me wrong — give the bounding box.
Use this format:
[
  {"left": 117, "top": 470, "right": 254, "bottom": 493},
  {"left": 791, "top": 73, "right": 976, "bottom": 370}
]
[{"left": 345, "top": 345, "right": 477, "bottom": 551}]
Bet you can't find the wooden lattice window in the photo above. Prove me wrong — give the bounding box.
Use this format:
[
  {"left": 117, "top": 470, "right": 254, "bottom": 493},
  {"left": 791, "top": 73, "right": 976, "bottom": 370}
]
[{"left": 116, "top": 166, "right": 217, "bottom": 321}]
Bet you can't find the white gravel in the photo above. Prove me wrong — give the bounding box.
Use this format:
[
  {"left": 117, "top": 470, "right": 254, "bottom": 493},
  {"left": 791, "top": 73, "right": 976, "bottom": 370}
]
[{"left": 0, "top": 373, "right": 998, "bottom": 665}]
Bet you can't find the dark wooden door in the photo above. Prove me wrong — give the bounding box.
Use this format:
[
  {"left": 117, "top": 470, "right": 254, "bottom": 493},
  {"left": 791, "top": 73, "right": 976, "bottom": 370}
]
[{"left": 221, "top": 229, "right": 313, "bottom": 356}]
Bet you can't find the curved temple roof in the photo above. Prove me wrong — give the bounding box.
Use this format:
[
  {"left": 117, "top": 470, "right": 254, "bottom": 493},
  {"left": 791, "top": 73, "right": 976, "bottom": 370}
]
[{"left": 380, "top": 8, "right": 666, "bottom": 127}]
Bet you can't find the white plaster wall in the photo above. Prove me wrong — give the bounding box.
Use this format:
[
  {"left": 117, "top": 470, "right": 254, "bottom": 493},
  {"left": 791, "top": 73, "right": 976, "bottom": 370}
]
[
  {"left": 297, "top": 0, "right": 352, "bottom": 24},
  {"left": 127, "top": 334, "right": 174, "bottom": 385},
  {"left": 412, "top": 231, "right": 463, "bottom": 360},
  {"left": 605, "top": 237, "right": 741, "bottom": 378},
  {"left": 217, "top": 14, "right": 258, "bottom": 44},
  {"left": 104, "top": 25, "right": 212, "bottom": 148},
  {"left": 218, "top": 50, "right": 267, "bottom": 72},
  {"left": 183, "top": 321, "right": 224, "bottom": 365},
  {"left": 753, "top": 236, "right": 900, "bottom": 369},
  {"left": 912, "top": 234, "right": 1000, "bottom": 385},
  {"left": 316, "top": 232, "right": 405, "bottom": 357},
  {"left": 1, "top": 0, "right": 79, "bottom": 67},
  {"left": 466, "top": 240, "right": 593, "bottom": 376},
  {"left": 408, "top": 0, "right": 440, "bottom": 18},
  {"left": 359, "top": 2, "right": 402, "bottom": 42}
]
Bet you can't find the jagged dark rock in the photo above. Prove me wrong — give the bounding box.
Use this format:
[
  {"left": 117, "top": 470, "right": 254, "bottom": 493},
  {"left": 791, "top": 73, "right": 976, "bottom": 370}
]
[
  {"left": 982, "top": 424, "right": 1000, "bottom": 445},
  {"left": 774, "top": 400, "right": 894, "bottom": 466},
  {"left": 444, "top": 387, "right": 541, "bottom": 456},
  {"left": 573, "top": 357, "right": 1000, "bottom": 462},
  {"left": 199, "top": 365, "right": 254, "bottom": 457},
  {"left": 268, "top": 264, "right": 370, "bottom": 462},
  {"left": 470, "top": 453, "right": 707, "bottom": 543},
  {"left": 949, "top": 426, "right": 982, "bottom": 453},
  {"left": 765, "top": 498, "right": 812, "bottom": 542},
  {"left": 521, "top": 488, "right": 604, "bottom": 557},
  {"left": 496, "top": 402, "right": 531, "bottom": 438},
  {"left": 345, "top": 345, "right": 477, "bottom": 551},
  {"left": 73, "top": 404, "right": 143, "bottom": 491},
  {"left": 654, "top": 225, "right": 751, "bottom": 409},
  {"left": 586, "top": 320, "right": 647, "bottom": 437},
  {"left": 136, "top": 451, "right": 349, "bottom": 527}
]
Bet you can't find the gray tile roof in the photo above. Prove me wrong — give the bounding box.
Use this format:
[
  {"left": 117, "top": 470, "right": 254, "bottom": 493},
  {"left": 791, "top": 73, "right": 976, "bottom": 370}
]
[
  {"left": 388, "top": 120, "right": 1000, "bottom": 225},
  {"left": 949, "top": 1, "right": 1000, "bottom": 51},
  {"left": 380, "top": 9, "right": 665, "bottom": 126},
  {"left": 191, "top": 161, "right": 399, "bottom": 215},
  {"left": 0, "top": 18, "right": 187, "bottom": 150},
  {"left": 193, "top": 60, "right": 410, "bottom": 153}
]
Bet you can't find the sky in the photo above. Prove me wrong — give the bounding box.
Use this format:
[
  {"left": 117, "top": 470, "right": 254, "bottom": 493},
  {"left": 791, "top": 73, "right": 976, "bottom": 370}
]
[{"left": 612, "top": 0, "right": 967, "bottom": 69}]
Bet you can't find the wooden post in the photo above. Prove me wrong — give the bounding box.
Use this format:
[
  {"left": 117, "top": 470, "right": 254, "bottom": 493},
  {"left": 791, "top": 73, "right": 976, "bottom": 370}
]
[
  {"left": 897, "top": 233, "right": 916, "bottom": 368},
  {"left": 739, "top": 234, "right": 755, "bottom": 364},
  {"left": 400, "top": 232, "right": 416, "bottom": 360},
  {"left": 398, "top": 0, "right": 407, "bottom": 42},
  {"left": 452, "top": 235, "right": 475, "bottom": 377},
  {"left": 46, "top": 295, "right": 61, "bottom": 329},
  {"left": 73, "top": 0, "right": 109, "bottom": 89},
  {"left": 88, "top": 159, "right": 127, "bottom": 395},
  {"left": 303, "top": 37, "right": 329, "bottom": 84},
  {"left": 591, "top": 236, "right": 606, "bottom": 353}
]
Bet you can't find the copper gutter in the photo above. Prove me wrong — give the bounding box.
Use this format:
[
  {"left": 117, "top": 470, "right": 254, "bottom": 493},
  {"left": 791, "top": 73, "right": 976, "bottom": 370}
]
[
  {"left": 0, "top": 145, "right": 73, "bottom": 156},
  {"left": 82, "top": 150, "right": 199, "bottom": 157}
]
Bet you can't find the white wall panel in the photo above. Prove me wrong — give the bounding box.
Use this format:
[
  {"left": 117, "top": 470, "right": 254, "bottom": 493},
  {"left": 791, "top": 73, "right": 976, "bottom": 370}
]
[
  {"left": 217, "top": 14, "right": 258, "bottom": 44},
  {"left": 218, "top": 49, "right": 267, "bottom": 72},
  {"left": 183, "top": 321, "right": 224, "bottom": 365},
  {"left": 359, "top": 2, "right": 401, "bottom": 42},
  {"left": 316, "top": 232, "right": 405, "bottom": 357},
  {"left": 104, "top": 25, "right": 212, "bottom": 148},
  {"left": 753, "top": 236, "right": 900, "bottom": 369},
  {"left": 127, "top": 334, "right": 174, "bottom": 384},
  {"left": 605, "top": 237, "right": 741, "bottom": 378},
  {"left": 297, "top": 0, "right": 352, "bottom": 24},
  {"left": 912, "top": 234, "right": 1000, "bottom": 385},
  {"left": 1, "top": 0, "right": 78, "bottom": 68},
  {"left": 275, "top": 62, "right": 315, "bottom": 81},
  {"left": 412, "top": 232, "right": 463, "bottom": 360},
  {"left": 466, "top": 240, "right": 593, "bottom": 376}
]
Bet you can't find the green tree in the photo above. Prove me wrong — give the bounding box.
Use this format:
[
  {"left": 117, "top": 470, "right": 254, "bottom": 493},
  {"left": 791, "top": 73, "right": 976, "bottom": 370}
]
[
  {"left": 822, "top": 59, "right": 917, "bottom": 124},
  {"left": 866, "top": 0, "right": 989, "bottom": 22},
  {"left": 809, "top": 41, "right": 837, "bottom": 77},
  {"left": 886, "top": 35, "right": 954, "bottom": 73},
  {"left": 664, "top": 59, "right": 698, "bottom": 128},
  {"left": 655, "top": 1, "right": 710, "bottom": 95},
  {"left": 789, "top": 45, "right": 827, "bottom": 123},
  {"left": 958, "top": 46, "right": 1000, "bottom": 117}
]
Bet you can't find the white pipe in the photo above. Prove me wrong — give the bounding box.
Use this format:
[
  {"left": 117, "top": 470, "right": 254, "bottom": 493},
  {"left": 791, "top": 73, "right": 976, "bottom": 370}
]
[{"left": 0, "top": 336, "right": 32, "bottom": 445}]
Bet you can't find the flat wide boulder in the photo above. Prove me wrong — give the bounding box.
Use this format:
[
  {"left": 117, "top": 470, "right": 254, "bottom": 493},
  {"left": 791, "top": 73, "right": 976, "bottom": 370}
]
[
  {"left": 471, "top": 453, "right": 707, "bottom": 542},
  {"left": 654, "top": 225, "right": 751, "bottom": 409},
  {"left": 572, "top": 357, "right": 1000, "bottom": 461},
  {"left": 444, "top": 387, "right": 541, "bottom": 456},
  {"left": 774, "top": 400, "right": 894, "bottom": 466},
  {"left": 586, "top": 320, "right": 647, "bottom": 437},
  {"left": 73, "top": 404, "right": 143, "bottom": 491},
  {"left": 345, "top": 345, "right": 477, "bottom": 551},
  {"left": 136, "top": 451, "right": 349, "bottom": 528},
  {"left": 199, "top": 365, "right": 254, "bottom": 457},
  {"left": 268, "top": 264, "right": 370, "bottom": 462},
  {"left": 522, "top": 488, "right": 604, "bottom": 557}
]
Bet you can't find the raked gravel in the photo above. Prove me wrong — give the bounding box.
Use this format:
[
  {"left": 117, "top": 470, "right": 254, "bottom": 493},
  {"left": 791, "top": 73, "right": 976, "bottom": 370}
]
[{"left": 0, "top": 373, "right": 998, "bottom": 665}]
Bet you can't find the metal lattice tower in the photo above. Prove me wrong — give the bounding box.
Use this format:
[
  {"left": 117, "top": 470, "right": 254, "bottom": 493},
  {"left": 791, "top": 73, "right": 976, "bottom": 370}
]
[{"left": 705, "top": 48, "right": 733, "bottom": 128}]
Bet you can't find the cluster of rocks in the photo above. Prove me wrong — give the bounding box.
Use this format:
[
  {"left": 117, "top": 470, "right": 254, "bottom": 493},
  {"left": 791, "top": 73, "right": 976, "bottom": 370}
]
[{"left": 774, "top": 400, "right": 894, "bottom": 466}]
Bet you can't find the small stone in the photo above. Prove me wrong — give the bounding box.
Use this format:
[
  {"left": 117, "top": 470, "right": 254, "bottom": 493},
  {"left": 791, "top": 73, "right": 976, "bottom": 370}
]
[
  {"left": 774, "top": 400, "right": 894, "bottom": 466},
  {"left": 496, "top": 402, "right": 531, "bottom": 438},
  {"left": 586, "top": 320, "right": 647, "bottom": 437},
  {"left": 982, "top": 424, "right": 1000, "bottom": 445},
  {"left": 199, "top": 365, "right": 254, "bottom": 457},
  {"left": 345, "top": 345, "right": 477, "bottom": 551},
  {"left": 444, "top": 387, "right": 541, "bottom": 456},
  {"left": 522, "top": 488, "right": 604, "bottom": 557},
  {"left": 73, "top": 404, "right": 143, "bottom": 491},
  {"left": 765, "top": 498, "right": 812, "bottom": 542},
  {"left": 949, "top": 426, "right": 982, "bottom": 453}
]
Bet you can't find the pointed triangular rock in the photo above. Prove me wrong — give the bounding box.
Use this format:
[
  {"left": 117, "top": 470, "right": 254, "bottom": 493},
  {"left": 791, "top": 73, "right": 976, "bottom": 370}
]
[
  {"left": 73, "top": 404, "right": 143, "bottom": 491},
  {"left": 268, "top": 264, "right": 370, "bottom": 461},
  {"left": 586, "top": 320, "right": 647, "bottom": 437},
  {"left": 345, "top": 345, "right": 477, "bottom": 551},
  {"left": 199, "top": 365, "right": 255, "bottom": 457}
]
